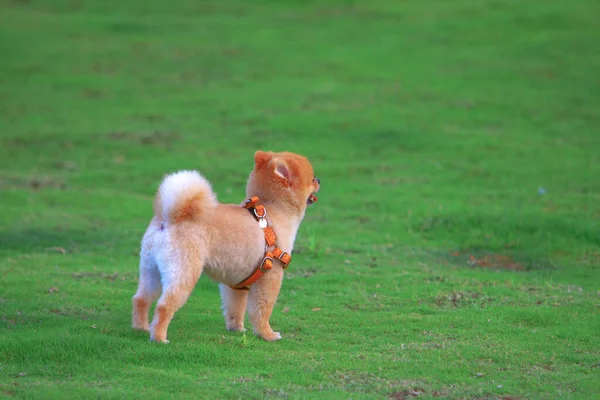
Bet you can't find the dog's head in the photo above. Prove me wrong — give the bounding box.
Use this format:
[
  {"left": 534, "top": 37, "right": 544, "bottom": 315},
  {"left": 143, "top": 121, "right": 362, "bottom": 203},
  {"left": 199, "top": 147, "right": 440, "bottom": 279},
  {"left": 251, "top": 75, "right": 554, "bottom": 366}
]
[{"left": 247, "top": 151, "right": 320, "bottom": 212}]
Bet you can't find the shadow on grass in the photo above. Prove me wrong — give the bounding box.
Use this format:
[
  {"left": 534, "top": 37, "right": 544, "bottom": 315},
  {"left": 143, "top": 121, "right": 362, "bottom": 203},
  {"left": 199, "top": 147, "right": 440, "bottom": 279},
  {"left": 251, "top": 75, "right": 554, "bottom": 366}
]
[
  {"left": 0, "top": 228, "right": 135, "bottom": 255},
  {"left": 415, "top": 212, "right": 599, "bottom": 271},
  {"left": 427, "top": 248, "right": 557, "bottom": 272}
]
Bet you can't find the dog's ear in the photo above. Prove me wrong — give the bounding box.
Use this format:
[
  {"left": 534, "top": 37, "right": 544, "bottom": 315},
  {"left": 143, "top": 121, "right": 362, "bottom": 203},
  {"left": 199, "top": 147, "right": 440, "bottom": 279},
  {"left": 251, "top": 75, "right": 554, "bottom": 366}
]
[
  {"left": 271, "top": 158, "right": 291, "bottom": 183},
  {"left": 254, "top": 151, "right": 271, "bottom": 169}
]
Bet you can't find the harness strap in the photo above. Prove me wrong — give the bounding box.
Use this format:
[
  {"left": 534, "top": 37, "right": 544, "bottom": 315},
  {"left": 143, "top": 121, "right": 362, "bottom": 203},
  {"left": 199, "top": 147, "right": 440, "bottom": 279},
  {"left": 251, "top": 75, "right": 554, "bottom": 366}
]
[{"left": 229, "top": 197, "right": 291, "bottom": 291}]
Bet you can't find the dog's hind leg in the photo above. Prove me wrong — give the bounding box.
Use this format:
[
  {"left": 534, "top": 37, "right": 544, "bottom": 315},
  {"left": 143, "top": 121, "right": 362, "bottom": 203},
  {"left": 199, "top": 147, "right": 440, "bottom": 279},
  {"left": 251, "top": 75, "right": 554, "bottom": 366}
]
[
  {"left": 219, "top": 284, "right": 249, "bottom": 332},
  {"left": 149, "top": 256, "right": 203, "bottom": 343},
  {"left": 132, "top": 254, "right": 161, "bottom": 331}
]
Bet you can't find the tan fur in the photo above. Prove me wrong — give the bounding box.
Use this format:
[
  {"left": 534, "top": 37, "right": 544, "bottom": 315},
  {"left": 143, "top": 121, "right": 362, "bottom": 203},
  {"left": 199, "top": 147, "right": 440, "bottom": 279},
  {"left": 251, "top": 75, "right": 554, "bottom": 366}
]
[{"left": 132, "top": 151, "right": 320, "bottom": 343}]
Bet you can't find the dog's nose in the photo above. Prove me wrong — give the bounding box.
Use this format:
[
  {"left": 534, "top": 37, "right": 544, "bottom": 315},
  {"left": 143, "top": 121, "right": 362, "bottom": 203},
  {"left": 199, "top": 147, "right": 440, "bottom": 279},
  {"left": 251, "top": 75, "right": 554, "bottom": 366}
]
[{"left": 316, "top": 178, "right": 320, "bottom": 185}]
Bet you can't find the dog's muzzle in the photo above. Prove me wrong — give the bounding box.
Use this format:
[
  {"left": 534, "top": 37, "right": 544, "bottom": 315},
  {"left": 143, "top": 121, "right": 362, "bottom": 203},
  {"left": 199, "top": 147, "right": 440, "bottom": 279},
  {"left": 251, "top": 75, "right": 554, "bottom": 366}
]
[{"left": 307, "top": 177, "right": 320, "bottom": 205}]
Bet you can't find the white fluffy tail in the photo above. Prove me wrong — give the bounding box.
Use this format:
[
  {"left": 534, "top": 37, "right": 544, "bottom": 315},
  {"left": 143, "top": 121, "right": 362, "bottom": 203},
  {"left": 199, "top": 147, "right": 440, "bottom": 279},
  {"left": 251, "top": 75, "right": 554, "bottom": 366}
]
[{"left": 154, "top": 170, "right": 218, "bottom": 224}]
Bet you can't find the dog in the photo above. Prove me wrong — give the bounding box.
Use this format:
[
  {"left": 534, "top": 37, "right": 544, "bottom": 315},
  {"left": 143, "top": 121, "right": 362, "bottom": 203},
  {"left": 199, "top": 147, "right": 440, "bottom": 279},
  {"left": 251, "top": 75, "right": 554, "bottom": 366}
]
[{"left": 131, "top": 151, "right": 320, "bottom": 342}]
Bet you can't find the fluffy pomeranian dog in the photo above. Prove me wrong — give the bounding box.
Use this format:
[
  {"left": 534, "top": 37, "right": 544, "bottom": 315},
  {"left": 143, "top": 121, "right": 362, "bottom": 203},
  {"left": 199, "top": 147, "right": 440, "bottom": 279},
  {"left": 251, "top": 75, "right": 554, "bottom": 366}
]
[{"left": 132, "top": 151, "right": 320, "bottom": 342}]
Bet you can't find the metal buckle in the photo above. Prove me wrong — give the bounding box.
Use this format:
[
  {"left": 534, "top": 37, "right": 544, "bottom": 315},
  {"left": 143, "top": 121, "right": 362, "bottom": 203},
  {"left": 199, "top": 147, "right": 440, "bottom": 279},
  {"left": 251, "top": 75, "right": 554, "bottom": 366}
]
[
  {"left": 259, "top": 256, "right": 273, "bottom": 272},
  {"left": 277, "top": 251, "right": 289, "bottom": 266},
  {"left": 253, "top": 207, "right": 266, "bottom": 219}
]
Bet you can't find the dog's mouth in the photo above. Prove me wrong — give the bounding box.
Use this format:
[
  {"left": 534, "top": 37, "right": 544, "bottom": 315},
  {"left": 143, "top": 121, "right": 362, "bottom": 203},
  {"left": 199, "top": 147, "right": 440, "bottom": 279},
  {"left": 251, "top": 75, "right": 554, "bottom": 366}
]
[{"left": 307, "top": 177, "right": 320, "bottom": 205}]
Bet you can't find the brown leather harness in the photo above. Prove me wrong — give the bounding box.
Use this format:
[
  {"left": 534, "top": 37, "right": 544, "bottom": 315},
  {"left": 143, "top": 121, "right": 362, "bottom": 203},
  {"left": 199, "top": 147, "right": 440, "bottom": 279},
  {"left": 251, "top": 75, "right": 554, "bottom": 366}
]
[{"left": 229, "top": 196, "right": 293, "bottom": 290}]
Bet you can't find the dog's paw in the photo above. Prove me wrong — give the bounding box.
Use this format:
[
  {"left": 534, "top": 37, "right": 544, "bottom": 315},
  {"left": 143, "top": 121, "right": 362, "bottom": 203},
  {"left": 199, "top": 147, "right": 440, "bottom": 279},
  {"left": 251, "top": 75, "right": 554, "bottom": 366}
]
[
  {"left": 260, "top": 331, "right": 282, "bottom": 342},
  {"left": 226, "top": 322, "right": 245, "bottom": 332},
  {"left": 227, "top": 326, "right": 246, "bottom": 332},
  {"left": 150, "top": 338, "right": 170, "bottom": 344},
  {"left": 150, "top": 335, "right": 170, "bottom": 344},
  {"left": 132, "top": 323, "right": 150, "bottom": 332}
]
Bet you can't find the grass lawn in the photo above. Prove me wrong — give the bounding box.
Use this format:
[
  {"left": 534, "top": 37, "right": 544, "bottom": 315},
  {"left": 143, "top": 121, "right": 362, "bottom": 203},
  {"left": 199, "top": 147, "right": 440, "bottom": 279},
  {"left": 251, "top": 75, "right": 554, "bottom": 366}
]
[{"left": 1, "top": 0, "right": 599, "bottom": 398}]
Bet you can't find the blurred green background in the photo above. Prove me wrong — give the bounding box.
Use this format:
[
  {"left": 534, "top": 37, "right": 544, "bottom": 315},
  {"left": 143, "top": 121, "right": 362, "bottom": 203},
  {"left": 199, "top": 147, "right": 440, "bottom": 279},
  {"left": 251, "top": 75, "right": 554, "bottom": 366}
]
[{"left": 1, "top": 1, "right": 599, "bottom": 398}]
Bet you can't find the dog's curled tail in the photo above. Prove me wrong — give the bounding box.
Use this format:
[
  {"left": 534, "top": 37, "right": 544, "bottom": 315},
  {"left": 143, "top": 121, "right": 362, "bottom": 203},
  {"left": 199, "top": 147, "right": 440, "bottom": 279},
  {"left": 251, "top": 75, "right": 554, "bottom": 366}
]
[{"left": 154, "top": 170, "right": 218, "bottom": 224}]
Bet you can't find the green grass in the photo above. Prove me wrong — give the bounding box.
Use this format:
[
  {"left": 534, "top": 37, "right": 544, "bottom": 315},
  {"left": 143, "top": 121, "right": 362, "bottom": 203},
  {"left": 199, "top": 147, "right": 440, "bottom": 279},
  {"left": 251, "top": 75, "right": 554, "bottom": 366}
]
[{"left": 1, "top": 0, "right": 599, "bottom": 398}]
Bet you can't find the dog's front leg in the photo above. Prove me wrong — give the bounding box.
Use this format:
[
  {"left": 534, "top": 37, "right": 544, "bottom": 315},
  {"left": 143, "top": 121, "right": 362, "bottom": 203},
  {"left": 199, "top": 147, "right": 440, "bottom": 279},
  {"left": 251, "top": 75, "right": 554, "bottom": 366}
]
[{"left": 247, "top": 268, "right": 284, "bottom": 341}]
